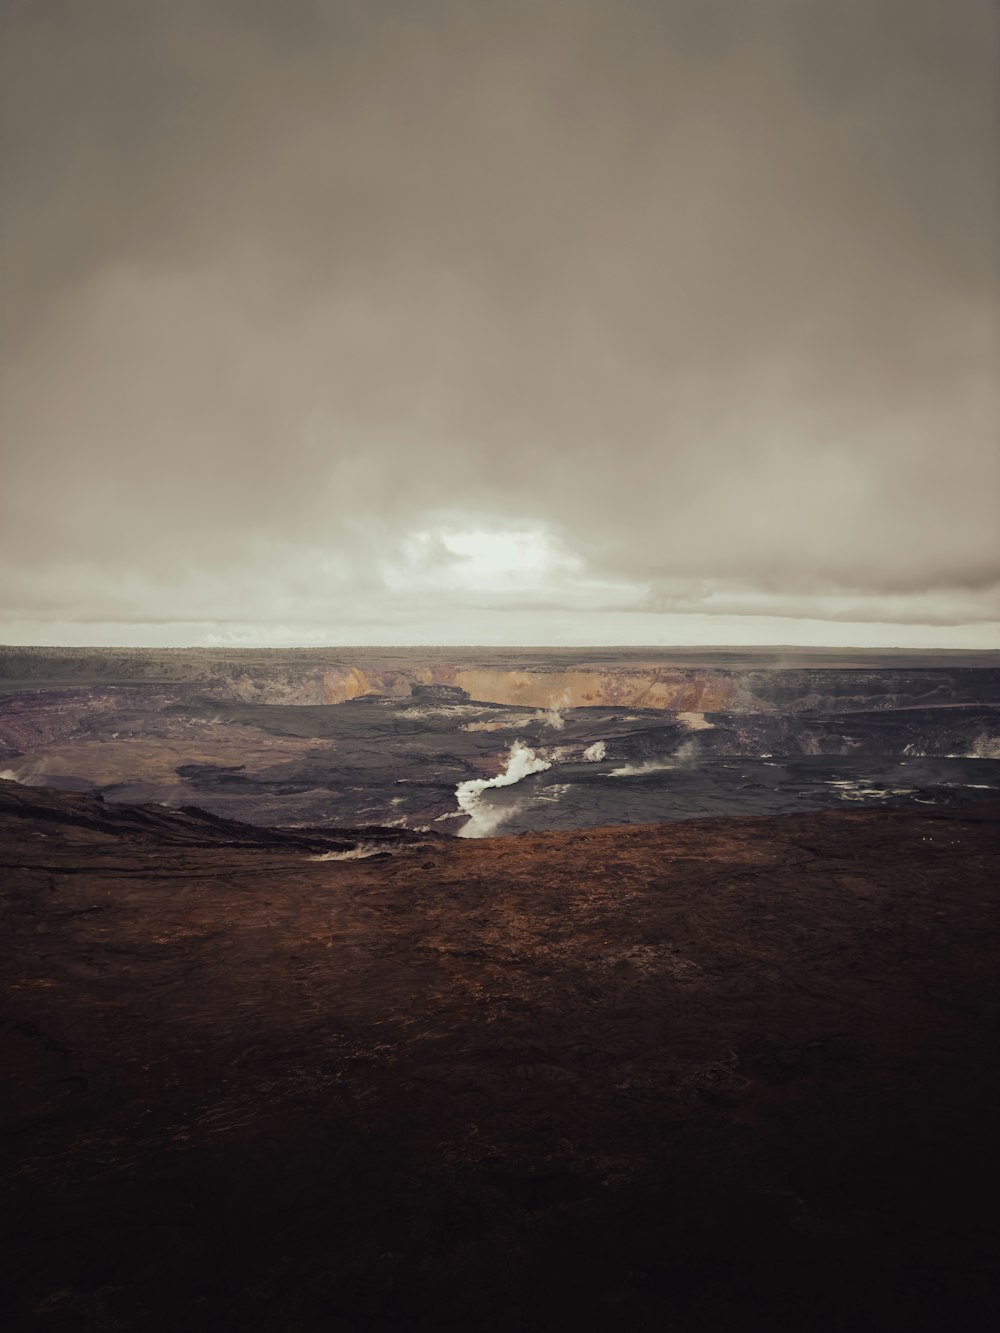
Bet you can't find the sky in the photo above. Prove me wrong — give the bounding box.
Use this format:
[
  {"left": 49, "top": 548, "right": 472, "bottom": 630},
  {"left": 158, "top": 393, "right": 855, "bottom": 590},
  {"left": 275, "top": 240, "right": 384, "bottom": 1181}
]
[{"left": 1, "top": 0, "right": 998, "bottom": 649}]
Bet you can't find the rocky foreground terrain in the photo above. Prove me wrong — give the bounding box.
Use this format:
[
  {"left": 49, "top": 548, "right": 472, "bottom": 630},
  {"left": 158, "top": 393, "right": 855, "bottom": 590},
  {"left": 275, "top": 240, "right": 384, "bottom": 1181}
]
[{"left": 2, "top": 780, "right": 998, "bottom": 1331}]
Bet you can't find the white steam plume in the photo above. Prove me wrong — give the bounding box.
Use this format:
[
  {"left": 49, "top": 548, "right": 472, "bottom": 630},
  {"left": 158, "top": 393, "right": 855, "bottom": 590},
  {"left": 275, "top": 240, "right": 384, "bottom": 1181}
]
[
  {"left": 583, "top": 741, "right": 606, "bottom": 761},
  {"left": 536, "top": 691, "right": 570, "bottom": 731},
  {"left": 311, "top": 843, "right": 394, "bottom": 861},
  {"left": 455, "top": 740, "right": 552, "bottom": 838}
]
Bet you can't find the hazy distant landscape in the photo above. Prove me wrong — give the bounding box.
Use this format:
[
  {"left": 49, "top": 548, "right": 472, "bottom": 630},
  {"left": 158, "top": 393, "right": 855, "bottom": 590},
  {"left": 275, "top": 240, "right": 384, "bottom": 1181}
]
[{"left": 2, "top": 646, "right": 997, "bottom": 838}]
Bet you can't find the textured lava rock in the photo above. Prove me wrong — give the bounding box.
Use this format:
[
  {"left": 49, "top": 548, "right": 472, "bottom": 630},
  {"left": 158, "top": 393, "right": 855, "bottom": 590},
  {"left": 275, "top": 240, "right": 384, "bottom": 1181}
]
[{"left": 2, "top": 781, "right": 998, "bottom": 1331}]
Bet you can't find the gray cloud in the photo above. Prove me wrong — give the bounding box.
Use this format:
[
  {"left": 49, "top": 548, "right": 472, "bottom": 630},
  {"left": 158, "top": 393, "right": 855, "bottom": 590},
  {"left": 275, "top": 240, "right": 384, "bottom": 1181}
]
[{"left": 1, "top": 0, "right": 997, "bottom": 644}]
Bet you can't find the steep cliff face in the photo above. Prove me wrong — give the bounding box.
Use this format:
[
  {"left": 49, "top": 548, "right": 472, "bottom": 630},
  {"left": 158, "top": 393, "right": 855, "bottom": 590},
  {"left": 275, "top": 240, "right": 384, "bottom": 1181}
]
[
  {"left": 224, "top": 666, "right": 420, "bottom": 705},
  {"left": 211, "top": 665, "right": 750, "bottom": 709},
  {"left": 321, "top": 666, "right": 373, "bottom": 703},
  {"left": 220, "top": 663, "right": 1000, "bottom": 715},
  {"left": 449, "top": 667, "right": 746, "bottom": 711}
]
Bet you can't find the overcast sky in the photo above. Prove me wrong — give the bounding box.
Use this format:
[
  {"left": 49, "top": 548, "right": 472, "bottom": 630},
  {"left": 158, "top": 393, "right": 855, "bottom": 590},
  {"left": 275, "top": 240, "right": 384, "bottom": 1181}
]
[{"left": 1, "top": 0, "right": 997, "bottom": 648}]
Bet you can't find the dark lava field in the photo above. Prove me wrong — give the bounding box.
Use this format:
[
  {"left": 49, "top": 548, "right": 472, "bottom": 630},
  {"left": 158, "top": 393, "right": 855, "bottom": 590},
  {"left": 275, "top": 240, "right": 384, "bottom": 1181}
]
[{"left": 1, "top": 647, "right": 998, "bottom": 836}]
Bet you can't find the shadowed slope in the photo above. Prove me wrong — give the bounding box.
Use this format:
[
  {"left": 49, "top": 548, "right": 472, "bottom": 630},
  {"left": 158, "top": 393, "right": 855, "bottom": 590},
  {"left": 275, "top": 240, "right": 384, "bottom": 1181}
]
[
  {"left": 0, "top": 777, "right": 435, "bottom": 854},
  {"left": 2, "top": 782, "right": 998, "bottom": 1330}
]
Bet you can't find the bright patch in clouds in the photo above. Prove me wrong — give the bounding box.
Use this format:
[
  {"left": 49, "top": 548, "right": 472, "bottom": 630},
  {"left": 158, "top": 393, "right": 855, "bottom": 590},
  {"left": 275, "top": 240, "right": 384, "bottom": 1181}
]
[{"left": 389, "top": 528, "right": 582, "bottom": 594}]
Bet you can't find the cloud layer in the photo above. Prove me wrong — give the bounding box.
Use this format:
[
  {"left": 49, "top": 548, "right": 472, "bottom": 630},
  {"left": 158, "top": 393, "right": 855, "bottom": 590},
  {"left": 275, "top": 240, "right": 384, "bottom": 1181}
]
[{"left": 1, "top": 1, "right": 997, "bottom": 645}]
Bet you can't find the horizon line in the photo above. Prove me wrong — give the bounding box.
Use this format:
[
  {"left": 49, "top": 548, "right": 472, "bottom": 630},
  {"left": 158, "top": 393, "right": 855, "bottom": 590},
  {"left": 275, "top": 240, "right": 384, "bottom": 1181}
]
[{"left": 2, "top": 643, "right": 998, "bottom": 655}]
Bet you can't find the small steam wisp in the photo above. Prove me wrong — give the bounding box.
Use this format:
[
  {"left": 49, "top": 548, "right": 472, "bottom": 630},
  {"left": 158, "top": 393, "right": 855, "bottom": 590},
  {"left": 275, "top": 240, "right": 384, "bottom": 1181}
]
[
  {"left": 311, "top": 843, "right": 393, "bottom": 861},
  {"left": 456, "top": 740, "right": 551, "bottom": 837},
  {"left": 611, "top": 739, "right": 698, "bottom": 777}
]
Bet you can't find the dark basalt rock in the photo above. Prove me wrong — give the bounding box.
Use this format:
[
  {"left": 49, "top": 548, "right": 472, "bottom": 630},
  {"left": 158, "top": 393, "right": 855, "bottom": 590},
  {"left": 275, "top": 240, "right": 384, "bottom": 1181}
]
[{"left": 0, "top": 778, "right": 435, "bottom": 854}]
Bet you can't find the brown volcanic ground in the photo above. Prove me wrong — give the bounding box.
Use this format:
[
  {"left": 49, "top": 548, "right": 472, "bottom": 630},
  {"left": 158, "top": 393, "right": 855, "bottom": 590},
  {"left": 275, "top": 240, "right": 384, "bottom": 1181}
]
[{"left": 2, "top": 779, "right": 999, "bottom": 1331}]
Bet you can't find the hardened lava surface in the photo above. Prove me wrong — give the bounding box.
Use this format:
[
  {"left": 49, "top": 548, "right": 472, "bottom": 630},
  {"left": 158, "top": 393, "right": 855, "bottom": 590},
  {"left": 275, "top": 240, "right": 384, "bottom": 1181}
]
[{"left": 2, "top": 779, "right": 998, "bottom": 1331}]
